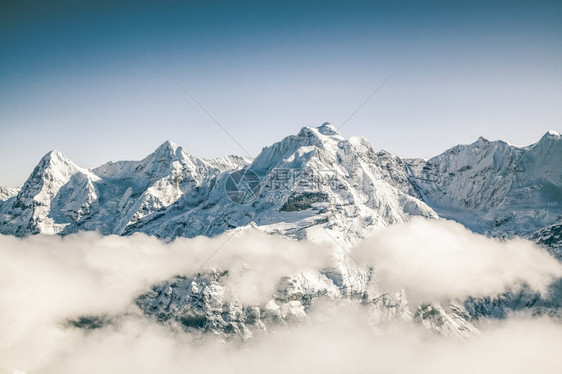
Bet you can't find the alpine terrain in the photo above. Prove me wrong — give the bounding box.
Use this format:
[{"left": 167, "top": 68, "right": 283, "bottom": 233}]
[{"left": 1, "top": 123, "right": 560, "bottom": 340}]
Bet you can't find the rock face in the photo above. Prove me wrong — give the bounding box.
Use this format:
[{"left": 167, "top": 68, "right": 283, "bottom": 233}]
[
  {"left": 1, "top": 124, "right": 561, "bottom": 340},
  {"left": 531, "top": 220, "right": 562, "bottom": 260},
  {"left": 136, "top": 269, "right": 481, "bottom": 340},
  {"left": 464, "top": 283, "right": 562, "bottom": 321}
]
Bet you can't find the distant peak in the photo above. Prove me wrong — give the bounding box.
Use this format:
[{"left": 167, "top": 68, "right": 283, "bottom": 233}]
[
  {"left": 536, "top": 130, "right": 561, "bottom": 145},
  {"left": 26, "top": 150, "right": 79, "bottom": 185},
  {"left": 45, "top": 149, "right": 62, "bottom": 157},
  {"left": 297, "top": 123, "right": 342, "bottom": 140},
  {"left": 154, "top": 140, "right": 180, "bottom": 154},
  {"left": 40, "top": 150, "right": 72, "bottom": 166},
  {"left": 161, "top": 140, "right": 179, "bottom": 149},
  {"left": 477, "top": 136, "right": 488, "bottom": 143},
  {"left": 317, "top": 122, "right": 340, "bottom": 136}
]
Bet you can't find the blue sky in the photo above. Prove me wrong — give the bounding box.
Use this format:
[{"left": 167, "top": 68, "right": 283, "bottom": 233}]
[{"left": 1, "top": 0, "right": 561, "bottom": 186}]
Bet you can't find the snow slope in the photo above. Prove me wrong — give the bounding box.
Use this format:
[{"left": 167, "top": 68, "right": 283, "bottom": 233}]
[
  {"left": 407, "top": 130, "right": 562, "bottom": 238},
  {"left": 0, "top": 186, "right": 19, "bottom": 202}
]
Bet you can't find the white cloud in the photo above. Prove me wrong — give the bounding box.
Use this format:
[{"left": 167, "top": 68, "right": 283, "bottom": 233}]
[
  {"left": 0, "top": 221, "right": 561, "bottom": 373},
  {"left": 353, "top": 217, "right": 562, "bottom": 303},
  {"left": 6, "top": 307, "right": 562, "bottom": 374}
]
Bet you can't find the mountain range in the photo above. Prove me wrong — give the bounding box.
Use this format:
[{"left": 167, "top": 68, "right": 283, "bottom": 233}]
[
  {"left": 1, "top": 123, "right": 560, "bottom": 340},
  {"left": 1, "top": 123, "right": 560, "bottom": 249}
]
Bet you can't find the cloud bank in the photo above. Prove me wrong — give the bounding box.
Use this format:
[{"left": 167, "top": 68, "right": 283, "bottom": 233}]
[
  {"left": 354, "top": 217, "right": 562, "bottom": 303},
  {"left": 1, "top": 218, "right": 561, "bottom": 373}
]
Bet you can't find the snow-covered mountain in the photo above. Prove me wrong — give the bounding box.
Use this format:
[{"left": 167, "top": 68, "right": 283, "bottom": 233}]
[
  {"left": 1, "top": 123, "right": 560, "bottom": 340},
  {"left": 0, "top": 141, "right": 250, "bottom": 237},
  {"left": 0, "top": 186, "right": 19, "bottom": 202},
  {"left": 135, "top": 123, "right": 437, "bottom": 243},
  {"left": 136, "top": 268, "right": 481, "bottom": 341},
  {"left": 2, "top": 124, "right": 559, "bottom": 247},
  {"left": 407, "top": 130, "right": 562, "bottom": 239},
  {"left": 0, "top": 123, "right": 438, "bottom": 244}
]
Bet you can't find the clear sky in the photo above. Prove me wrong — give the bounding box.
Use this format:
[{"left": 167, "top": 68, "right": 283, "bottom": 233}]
[{"left": 1, "top": 0, "right": 561, "bottom": 187}]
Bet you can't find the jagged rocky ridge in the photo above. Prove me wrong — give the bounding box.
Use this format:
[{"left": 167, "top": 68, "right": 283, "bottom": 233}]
[
  {"left": 2, "top": 124, "right": 559, "bottom": 246},
  {"left": 0, "top": 123, "right": 439, "bottom": 243},
  {"left": 407, "top": 130, "right": 562, "bottom": 239},
  {"left": 136, "top": 268, "right": 482, "bottom": 341},
  {"left": 0, "top": 142, "right": 250, "bottom": 236},
  {"left": 1, "top": 123, "right": 561, "bottom": 339}
]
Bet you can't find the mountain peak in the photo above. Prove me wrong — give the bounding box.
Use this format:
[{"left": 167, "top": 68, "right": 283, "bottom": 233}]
[
  {"left": 13, "top": 149, "right": 81, "bottom": 209},
  {"left": 155, "top": 140, "right": 180, "bottom": 153},
  {"left": 297, "top": 122, "right": 342, "bottom": 141},
  {"left": 252, "top": 123, "right": 343, "bottom": 171},
  {"left": 150, "top": 141, "right": 184, "bottom": 161},
  {"left": 39, "top": 150, "right": 74, "bottom": 169},
  {"left": 317, "top": 122, "right": 340, "bottom": 136},
  {"left": 535, "top": 130, "right": 561, "bottom": 147},
  {"left": 544, "top": 130, "right": 560, "bottom": 138}
]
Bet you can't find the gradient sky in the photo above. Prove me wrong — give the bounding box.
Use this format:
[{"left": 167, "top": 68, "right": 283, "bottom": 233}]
[{"left": 1, "top": 0, "right": 561, "bottom": 187}]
